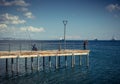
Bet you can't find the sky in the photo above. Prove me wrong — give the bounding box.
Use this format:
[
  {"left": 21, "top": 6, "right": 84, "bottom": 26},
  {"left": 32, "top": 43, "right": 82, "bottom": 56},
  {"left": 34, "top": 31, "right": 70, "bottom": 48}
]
[{"left": 0, "top": 0, "right": 120, "bottom": 40}]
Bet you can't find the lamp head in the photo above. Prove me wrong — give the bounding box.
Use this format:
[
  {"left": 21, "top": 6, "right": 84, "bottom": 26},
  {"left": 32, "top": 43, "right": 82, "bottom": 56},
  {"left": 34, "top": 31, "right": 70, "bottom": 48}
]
[{"left": 63, "top": 20, "right": 68, "bottom": 25}]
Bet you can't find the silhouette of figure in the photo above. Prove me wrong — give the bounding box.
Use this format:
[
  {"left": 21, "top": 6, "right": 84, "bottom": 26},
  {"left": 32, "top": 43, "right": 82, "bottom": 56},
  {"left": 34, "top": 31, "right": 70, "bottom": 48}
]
[
  {"left": 32, "top": 44, "right": 37, "bottom": 51},
  {"left": 83, "top": 40, "right": 88, "bottom": 50}
]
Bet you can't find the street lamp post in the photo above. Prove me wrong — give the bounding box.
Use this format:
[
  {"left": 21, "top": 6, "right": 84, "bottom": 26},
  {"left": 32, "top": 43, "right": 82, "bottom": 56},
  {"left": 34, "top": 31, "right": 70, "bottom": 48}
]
[
  {"left": 63, "top": 20, "right": 68, "bottom": 67},
  {"left": 63, "top": 20, "right": 68, "bottom": 50}
]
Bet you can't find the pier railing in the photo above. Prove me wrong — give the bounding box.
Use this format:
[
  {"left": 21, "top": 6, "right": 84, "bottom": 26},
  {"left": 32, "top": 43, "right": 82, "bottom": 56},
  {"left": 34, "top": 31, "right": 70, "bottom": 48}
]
[{"left": 0, "top": 42, "right": 86, "bottom": 52}]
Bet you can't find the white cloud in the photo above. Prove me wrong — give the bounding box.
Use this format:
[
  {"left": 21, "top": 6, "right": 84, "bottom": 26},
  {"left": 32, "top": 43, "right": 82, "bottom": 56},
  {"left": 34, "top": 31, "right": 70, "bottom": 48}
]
[
  {"left": 0, "top": 26, "right": 45, "bottom": 39},
  {"left": 21, "top": 26, "right": 45, "bottom": 32},
  {"left": 106, "top": 4, "right": 120, "bottom": 18},
  {"left": 0, "top": 0, "right": 29, "bottom": 7},
  {"left": 0, "top": 13, "right": 26, "bottom": 24},
  {"left": 17, "top": 7, "right": 34, "bottom": 19},
  {"left": 0, "top": 25, "right": 45, "bottom": 33},
  {"left": 0, "top": 24, "right": 7, "bottom": 28},
  {"left": 24, "top": 12, "right": 34, "bottom": 19},
  {"left": 106, "top": 4, "right": 120, "bottom": 12},
  {"left": 0, "top": 0, "right": 34, "bottom": 19},
  {"left": 13, "top": 0, "right": 29, "bottom": 7}
]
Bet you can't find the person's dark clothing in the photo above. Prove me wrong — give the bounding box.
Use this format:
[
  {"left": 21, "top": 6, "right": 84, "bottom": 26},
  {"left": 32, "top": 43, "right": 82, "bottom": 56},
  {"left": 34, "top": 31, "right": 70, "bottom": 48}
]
[
  {"left": 83, "top": 40, "right": 88, "bottom": 50},
  {"left": 32, "top": 44, "right": 37, "bottom": 51}
]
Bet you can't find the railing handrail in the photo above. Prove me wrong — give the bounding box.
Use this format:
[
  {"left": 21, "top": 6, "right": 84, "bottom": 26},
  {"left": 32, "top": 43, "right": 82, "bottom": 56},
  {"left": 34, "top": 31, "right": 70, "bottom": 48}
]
[{"left": 0, "top": 42, "right": 87, "bottom": 52}]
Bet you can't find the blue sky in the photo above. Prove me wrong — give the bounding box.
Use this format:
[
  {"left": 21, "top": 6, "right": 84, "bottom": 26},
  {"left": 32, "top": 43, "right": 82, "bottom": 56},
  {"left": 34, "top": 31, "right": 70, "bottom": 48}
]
[{"left": 0, "top": 0, "right": 120, "bottom": 40}]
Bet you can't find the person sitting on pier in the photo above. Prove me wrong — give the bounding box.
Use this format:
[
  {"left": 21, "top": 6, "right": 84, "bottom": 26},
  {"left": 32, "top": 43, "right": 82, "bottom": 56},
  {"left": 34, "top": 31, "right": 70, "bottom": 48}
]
[{"left": 32, "top": 44, "right": 37, "bottom": 51}]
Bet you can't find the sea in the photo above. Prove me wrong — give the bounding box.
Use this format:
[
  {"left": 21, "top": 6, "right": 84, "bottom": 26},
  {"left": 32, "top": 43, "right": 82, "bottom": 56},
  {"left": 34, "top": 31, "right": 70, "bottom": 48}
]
[{"left": 0, "top": 40, "right": 120, "bottom": 84}]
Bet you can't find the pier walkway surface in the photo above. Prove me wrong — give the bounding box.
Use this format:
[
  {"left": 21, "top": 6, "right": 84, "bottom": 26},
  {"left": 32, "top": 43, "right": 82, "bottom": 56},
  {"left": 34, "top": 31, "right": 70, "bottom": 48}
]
[{"left": 0, "top": 50, "right": 90, "bottom": 58}]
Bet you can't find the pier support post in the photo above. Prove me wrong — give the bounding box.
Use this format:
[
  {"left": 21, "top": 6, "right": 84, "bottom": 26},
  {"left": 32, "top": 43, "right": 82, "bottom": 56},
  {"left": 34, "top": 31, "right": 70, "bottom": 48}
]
[
  {"left": 43, "top": 57, "right": 45, "bottom": 68},
  {"left": 25, "top": 57, "right": 27, "bottom": 71},
  {"left": 79, "top": 56, "right": 82, "bottom": 66},
  {"left": 74, "top": 55, "right": 75, "bottom": 65},
  {"left": 6, "top": 58, "right": 8, "bottom": 72},
  {"left": 65, "top": 56, "right": 67, "bottom": 67},
  {"left": 55, "top": 56, "right": 58, "bottom": 69},
  {"left": 58, "top": 56, "right": 60, "bottom": 67},
  {"left": 31, "top": 57, "right": 33, "bottom": 70},
  {"left": 37, "top": 55, "right": 40, "bottom": 71},
  {"left": 16, "top": 56, "right": 19, "bottom": 74},
  {"left": 49, "top": 56, "right": 51, "bottom": 68},
  {"left": 71, "top": 54, "right": 74, "bottom": 67},
  {"left": 11, "top": 58, "right": 14, "bottom": 73},
  {"left": 86, "top": 54, "right": 89, "bottom": 67}
]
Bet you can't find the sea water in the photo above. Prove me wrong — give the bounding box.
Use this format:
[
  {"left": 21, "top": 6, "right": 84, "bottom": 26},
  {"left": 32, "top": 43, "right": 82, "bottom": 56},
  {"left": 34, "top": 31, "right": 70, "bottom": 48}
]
[{"left": 0, "top": 40, "right": 120, "bottom": 84}]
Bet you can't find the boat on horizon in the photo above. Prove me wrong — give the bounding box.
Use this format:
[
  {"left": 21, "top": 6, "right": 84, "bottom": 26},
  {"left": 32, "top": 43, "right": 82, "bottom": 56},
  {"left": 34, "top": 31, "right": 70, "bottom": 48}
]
[
  {"left": 111, "top": 36, "right": 116, "bottom": 41},
  {"left": 94, "top": 38, "right": 98, "bottom": 41}
]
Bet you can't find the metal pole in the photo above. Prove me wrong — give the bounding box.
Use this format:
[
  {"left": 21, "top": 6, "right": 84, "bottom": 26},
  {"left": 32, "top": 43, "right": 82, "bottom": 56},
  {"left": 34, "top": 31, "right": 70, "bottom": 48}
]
[
  {"left": 9, "top": 44, "right": 10, "bottom": 55},
  {"left": 63, "top": 20, "right": 68, "bottom": 67},
  {"left": 64, "top": 24, "right": 66, "bottom": 50},
  {"left": 58, "top": 38, "right": 61, "bottom": 67},
  {"left": 19, "top": 43, "right": 21, "bottom": 54},
  {"left": 63, "top": 20, "right": 68, "bottom": 50}
]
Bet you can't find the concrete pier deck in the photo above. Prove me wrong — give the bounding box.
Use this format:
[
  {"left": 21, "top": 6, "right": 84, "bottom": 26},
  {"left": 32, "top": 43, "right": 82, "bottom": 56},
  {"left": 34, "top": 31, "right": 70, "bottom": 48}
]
[{"left": 0, "top": 50, "right": 90, "bottom": 59}]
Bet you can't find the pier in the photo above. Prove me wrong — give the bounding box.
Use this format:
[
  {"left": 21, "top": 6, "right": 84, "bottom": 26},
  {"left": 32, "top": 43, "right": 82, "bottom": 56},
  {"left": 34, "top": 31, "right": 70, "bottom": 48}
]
[
  {"left": 0, "top": 49, "right": 90, "bottom": 73},
  {"left": 0, "top": 41, "right": 90, "bottom": 76}
]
